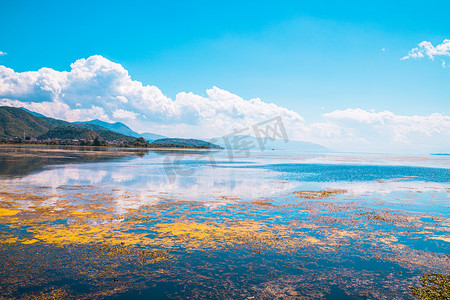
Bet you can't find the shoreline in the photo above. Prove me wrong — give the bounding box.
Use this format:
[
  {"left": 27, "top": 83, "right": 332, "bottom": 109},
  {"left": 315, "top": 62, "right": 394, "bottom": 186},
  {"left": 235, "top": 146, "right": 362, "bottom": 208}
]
[{"left": 0, "top": 143, "right": 223, "bottom": 151}]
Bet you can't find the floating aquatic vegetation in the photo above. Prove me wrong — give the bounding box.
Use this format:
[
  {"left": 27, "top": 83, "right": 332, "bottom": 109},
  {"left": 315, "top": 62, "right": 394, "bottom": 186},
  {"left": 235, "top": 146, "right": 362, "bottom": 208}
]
[
  {"left": 153, "top": 221, "right": 291, "bottom": 251},
  {"left": 410, "top": 273, "right": 450, "bottom": 299},
  {"left": 358, "top": 211, "right": 421, "bottom": 226},
  {"left": 19, "top": 288, "right": 70, "bottom": 300},
  {"left": 57, "top": 185, "right": 94, "bottom": 190},
  {"left": 0, "top": 236, "right": 18, "bottom": 246},
  {"left": 0, "top": 190, "right": 60, "bottom": 202},
  {"left": 251, "top": 200, "right": 277, "bottom": 207},
  {"left": 94, "top": 243, "right": 175, "bottom": 264},
  {"left": 0, "top": 207, "right": 20, "bottom": 216},
  {"left": 293, "top": 189, "right": 347, "bottom": 199}
]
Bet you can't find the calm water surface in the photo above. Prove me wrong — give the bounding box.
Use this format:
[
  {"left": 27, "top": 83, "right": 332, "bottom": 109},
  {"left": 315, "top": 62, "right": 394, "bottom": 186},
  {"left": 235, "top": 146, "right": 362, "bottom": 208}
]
[{"left": 0, "top": 146, "right": 449, "bottom": 299}]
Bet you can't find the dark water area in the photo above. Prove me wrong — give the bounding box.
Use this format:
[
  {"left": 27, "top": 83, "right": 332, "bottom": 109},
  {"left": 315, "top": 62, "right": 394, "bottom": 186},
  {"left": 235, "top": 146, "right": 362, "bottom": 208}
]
[
  {"left": 261, "top": 163, "right": 450, "bottom": 183},
  {"left": 0, "top": 146, "right": 449, "bottom": 299}
]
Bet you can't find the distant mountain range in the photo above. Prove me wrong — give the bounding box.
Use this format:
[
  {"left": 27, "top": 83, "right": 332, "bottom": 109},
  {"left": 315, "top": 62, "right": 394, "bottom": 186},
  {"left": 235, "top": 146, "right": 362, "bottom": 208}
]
[
  {"left": 21, "top": 108, "right": 166, "bottom": 141},
  {"left": 0, "top": 106, "right": 330, "bottom": 152},
  {"left": 73, "top": 119, "right": 166, "bottom": 141},
  {"left": 0, "top": 106, "right": 222, "bottom": 149},
  {"left": 150, "top": 138, "right": 222, "bottom": 149},
  {"left": 0, "top": 106, "right": 54, "bottom": 139},
  {"left": 0, "top": 106, "right": 135, "bottom": 141},
  {"left": 213, "top": 135, "right": 330, "bottom": 152}
]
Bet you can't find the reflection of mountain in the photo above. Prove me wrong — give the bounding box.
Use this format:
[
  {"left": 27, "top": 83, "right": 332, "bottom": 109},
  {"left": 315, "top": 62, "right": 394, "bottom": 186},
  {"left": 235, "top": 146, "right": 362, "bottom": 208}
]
[{"left": 0, "top": 146, "right": 149, "bottom": 178}]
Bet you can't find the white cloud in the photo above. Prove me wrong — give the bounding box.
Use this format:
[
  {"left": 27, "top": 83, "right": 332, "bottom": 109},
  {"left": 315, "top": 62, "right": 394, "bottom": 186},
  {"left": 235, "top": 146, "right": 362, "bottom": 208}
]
[
  {"left": 0, "top": 51, "right": 6, "bottom": 56},
  {"left": 320, "top": 108, "right": 450, "bottom": 152},
  {"left": 0, "top": 55, "right": 449, "bottom": 153},
  {"left": 323, "top": 108, "right": 450, "bottom": 137},
  {"left": 402, "top": 39, "right": 450, "bottom": 61},
  {"left": 0, "top": 55, "right": 306, "bottom": 139},
  {"left": 116, "top": 95, "right": 128, "bottom": 103},
  {"left": 112, "top": 108, "right": 139, "bottom": 120}
]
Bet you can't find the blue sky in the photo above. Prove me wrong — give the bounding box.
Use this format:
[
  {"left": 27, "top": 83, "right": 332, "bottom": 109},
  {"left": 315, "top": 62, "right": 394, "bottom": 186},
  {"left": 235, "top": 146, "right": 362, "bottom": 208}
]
[{"left": 0, "top": 0, "right": 449, "bottom": 152}]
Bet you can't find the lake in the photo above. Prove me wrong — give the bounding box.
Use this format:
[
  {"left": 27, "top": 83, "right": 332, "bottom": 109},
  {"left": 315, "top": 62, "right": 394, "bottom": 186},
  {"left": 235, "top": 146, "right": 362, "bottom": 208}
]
[{"left": 0, "top": 146, "right": 449, "bottom": 299}]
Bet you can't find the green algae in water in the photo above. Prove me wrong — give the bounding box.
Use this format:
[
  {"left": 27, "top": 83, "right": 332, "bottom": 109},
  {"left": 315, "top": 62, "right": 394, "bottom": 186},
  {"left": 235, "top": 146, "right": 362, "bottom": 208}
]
[{"left": 410, "top": 273, "right": 450, "bottom": 299}]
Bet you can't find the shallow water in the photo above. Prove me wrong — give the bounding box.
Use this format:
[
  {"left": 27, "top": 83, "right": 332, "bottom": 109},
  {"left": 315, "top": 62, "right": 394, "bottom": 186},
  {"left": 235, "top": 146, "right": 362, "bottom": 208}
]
[{"left": 0, "top": 146, "right": 449, "bottom": 299}]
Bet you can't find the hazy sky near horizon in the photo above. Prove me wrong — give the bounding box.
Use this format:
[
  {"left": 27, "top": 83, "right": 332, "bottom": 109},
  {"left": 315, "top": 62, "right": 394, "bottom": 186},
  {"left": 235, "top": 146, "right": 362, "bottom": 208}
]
[{"left": 0, "top": 0, "right": 449, "bottom": 153}]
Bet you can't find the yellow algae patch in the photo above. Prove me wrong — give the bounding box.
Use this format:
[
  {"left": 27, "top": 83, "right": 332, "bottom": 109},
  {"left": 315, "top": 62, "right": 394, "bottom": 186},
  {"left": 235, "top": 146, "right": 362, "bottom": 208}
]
[
  {"left": 22, "top": 239, "right": 38, "bottom": 245},
  {"left": 71, "top": 211, "right": 91, "bottom": 215},
  {"left": 0, "top": 237, "right": 18, "bottom": 245},
  {"left": 155, "top": 221, "right": 263, "bottom": 239},
  {"left": 30, "top": 224, "right": 150, "bottom": 247},
  {"left": 0, "top": 208, "right": 21, "bottom": 217},
  {"left": 34, "top": 206, "right": 51, "bottom": 210},
  {"left": 153, "top": 221, "right": 284, "bottom": 250},
  {"left": 24, "top": 220, "right": 289, "bottom": 252},
  {"left": 303, "top": 236, "right": 324, "bottom": 245}
]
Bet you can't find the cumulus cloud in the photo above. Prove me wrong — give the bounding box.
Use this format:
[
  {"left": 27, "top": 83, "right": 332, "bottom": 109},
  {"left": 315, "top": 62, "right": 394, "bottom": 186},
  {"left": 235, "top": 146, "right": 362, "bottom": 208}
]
[
  {"left": 402, "top": 39, "right": 450, "bottom": 62},
  {"left": 320, "top": 108, "right": 450, "bottom": 152},
  {"left": 0, "top": 51, "right": 6, "bottom": 56},
  {"left": 0, "top": 55, "right": 449, "bottom": 153},
  {"left": 323, "top": 108, "right": 450, "bottom": 136},
  {"left": 0, "top": 55, "right": 305, "bottom": 138},
  {"left": 113, "top": 109, "right": 139, "bottom": 120}
]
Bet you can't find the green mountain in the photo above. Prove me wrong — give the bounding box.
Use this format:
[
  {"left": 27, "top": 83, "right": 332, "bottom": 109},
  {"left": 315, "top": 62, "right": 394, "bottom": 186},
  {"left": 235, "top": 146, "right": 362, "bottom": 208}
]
[
  {"left": 0, "top": 106, "right": 222, "bottom": 149},
  {"left": 38, "top": 126, "right": 135, "bottom": 142},
  {"left": 0, "top": 106, "right": 53, "bottom": 138},
  {"left": 140, "top": 132, "right": 167, "bottom": 142},
  {"left": 21, "top": 108, "right": 114, "bottom": 132},
  {"left": 95, "top": 129, "right": 135, "bottom": 142},
  {"left": 19, "top": 107, "right": 48, "bottom": 118},
  {"left": 74, "top": 119, "right": 167, "bottom": 141},
  {"left": 150, "top": 138, "right": 223, "bottom": 149},
  {"left": 21, "top": 107, "right": 168, "bottom": 142},
  {"left": 38, "top": 126, "right": 99, "bottom": 140},
  {"left": 74, "top": 119, "right": 137, "bottom": 136},
  {"left": 0, "top": 106, "right": 134, "bottom": 141}
]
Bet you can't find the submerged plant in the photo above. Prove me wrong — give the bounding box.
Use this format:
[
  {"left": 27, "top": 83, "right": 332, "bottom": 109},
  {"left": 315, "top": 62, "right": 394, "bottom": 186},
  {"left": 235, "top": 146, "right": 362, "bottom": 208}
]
[
  {"left": 293, "top": 190, "right": 347, "bottom": 199},
  {"left": 410, "top": 273, "right": 450, "bottom": 299}
]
